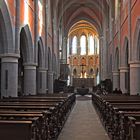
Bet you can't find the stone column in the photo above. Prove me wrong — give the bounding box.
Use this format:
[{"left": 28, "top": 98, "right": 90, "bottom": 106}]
[
  {"left": 1, "top": 56, "right": 19, "bottom": 97},
  {"left": 37, "top": 68, "right": 47, "bottom": 94},
  {"left": 46, "top": 69, "right": 48, "bottom": 93},
  {"left": 62, "top": 37, "right": 67, "bottom": 63},
  {"left": 120, "top": 67, "right": 129, "bottom": 93},
  {"left": 130, "top": 62, "right": 140, "bottom": 95},
  {"left": 112, "top": 71, "right": 120, "bottom": 90},
  {"left": 99, "top": 36, "right": 103, "bottom": 81},
  {"left": 69, "top": 37, "right": 72, "bottom": 55},
  {"left": 77, "top": 37, "right": 80, "bottom": 55},
  {"left": 24, "top": 64, "right": 36, "bottom": 95},
  {"left": 48, "top": 71, "right": 54, "bottom": 93},
  {"left": 94, "top": 75, "right": 97, "bottom": 86}
]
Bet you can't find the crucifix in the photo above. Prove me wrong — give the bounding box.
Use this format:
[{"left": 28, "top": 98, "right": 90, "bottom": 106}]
[{"left": 80, "top": 64, "right": 86, "bottom": 78}]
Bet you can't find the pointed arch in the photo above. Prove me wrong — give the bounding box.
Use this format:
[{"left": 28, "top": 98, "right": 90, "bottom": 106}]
[
  {"left": 133, "top": 18, "right": 140, "bottom": 61},
  {"left": 124, "top": 38, "right": 129, "bottom": 67},
  {"left": 0, "top": 0, "right": 14, "bottom": 53},
  {"left": 80, "top": 35, "right": 86, "bottom": 55},
  {"left": 20, "top": 25, "right": 34, "bottom": 63},
  {"left": 72, "top": 36, "right": 77, "bottom": 54},
  {"left": 38, "top": 37, "right": 45, "bottom": 68},
  {"left": 121, "top": 37, "right": 129, "bottom": 66}
]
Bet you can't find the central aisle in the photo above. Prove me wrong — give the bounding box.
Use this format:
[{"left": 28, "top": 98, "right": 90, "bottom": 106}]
[{"left": 57, "top": 95, "right": 110, "bottom": 140}]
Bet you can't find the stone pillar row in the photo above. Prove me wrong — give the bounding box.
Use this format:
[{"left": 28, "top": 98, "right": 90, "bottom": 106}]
[
  {"left": 113, "top": 62, "right": 140, "bottom": 95},
  {"left": 1, "top": 56, "right": 54, "bottom": 97},
  {"left": 130, "top": 62, "right": 140, "bottom": 95}
]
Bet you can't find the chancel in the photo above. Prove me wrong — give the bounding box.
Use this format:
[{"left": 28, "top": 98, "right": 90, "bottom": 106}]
[{"left": 0, "top": 0, "right": 140, "bottom": 140}]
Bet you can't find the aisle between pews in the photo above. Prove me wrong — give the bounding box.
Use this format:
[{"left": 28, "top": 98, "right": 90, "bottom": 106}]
[{"left": 58, "top": 95, "right": 109, "bottom": 140}]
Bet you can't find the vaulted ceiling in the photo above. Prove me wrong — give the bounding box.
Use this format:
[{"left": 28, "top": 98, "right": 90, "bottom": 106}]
[{"left": 53, "top": 0, "right": 111, "bottom": 36}]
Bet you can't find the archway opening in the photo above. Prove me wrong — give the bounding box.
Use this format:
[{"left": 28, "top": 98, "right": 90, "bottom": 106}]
[
  {"left": 18, "top": 28, "right": 26, "bottom": 96},
  {"left": 113, "top": 47, "right": 120, "bottom": 90},
  {"left": 125, "top": 41, "right": 130, "bottom": 94},
  {"left": 18, "top": 52, "right": 24, "bottom": 96},
  {"left": 36, "top": 40, "right": 43, "bottom": 94},
  {"left": 0, "top": 6, "right": 9, "bottom": 98}
]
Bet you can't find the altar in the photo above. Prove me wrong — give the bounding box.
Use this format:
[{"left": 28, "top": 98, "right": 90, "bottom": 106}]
[{"left": 72, "top": 78, "right": 94, "bottom": 88}]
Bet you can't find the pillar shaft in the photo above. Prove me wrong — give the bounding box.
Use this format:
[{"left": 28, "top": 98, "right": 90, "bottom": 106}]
[
  {"left": 112, "top": 71, "right": 120, "bottom": 90},
  {"left": 130, "top": 62, "right": 140, "bottom": 95},
  {"left": 1, "top": 56, "right": 18, "bottom": 97},
  {"left": 24, "top": 64, "right": 36, "bottom": 95},
  {"left": 48, "top": 71, "right": 54, "bottom": 93},
  {"left": 120, "top": 67, "right": 129, "bottom": 94},
  {"left": 37, "top": 68, "right": 47, "bottom": 94}
]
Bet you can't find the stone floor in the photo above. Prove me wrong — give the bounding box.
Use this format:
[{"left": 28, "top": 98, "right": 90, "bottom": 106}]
[{"left": 57, "top": 95, "right": 110, "bottom": 140}]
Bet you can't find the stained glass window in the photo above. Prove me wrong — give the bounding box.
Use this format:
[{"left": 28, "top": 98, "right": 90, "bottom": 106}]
[
  {"left": 80, "top": 35, "right": 86, "bottom": 55},
  {"left": 88, "top": 35, "right": 94, "bottom": 55},
  {"left": 72, "top": 36, "right": 77, "bottom": 54}
]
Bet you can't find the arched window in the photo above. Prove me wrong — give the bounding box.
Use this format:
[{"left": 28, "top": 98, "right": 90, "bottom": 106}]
[
  {"left": 72, "top": 36, "right": 77, "bottom": 54},
  {"left": 80, "top": 35, "right": 86, "bottom": 55},
  {"left": 88, "top": 35, "right": 94, "bottom": 55}
]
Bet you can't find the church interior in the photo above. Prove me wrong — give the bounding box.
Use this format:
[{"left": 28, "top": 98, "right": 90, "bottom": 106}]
[{"left": 0, "top": 0, "right": 140, "bottom": 140}]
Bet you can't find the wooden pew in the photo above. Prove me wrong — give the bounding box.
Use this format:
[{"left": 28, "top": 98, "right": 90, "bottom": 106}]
[
  {"left": 0, "top": 117, "right": 39, "bottom": 140},
  {"left": 92, "top": 93, "right": 140, "bottom": 140},
  {"left": 0, "top": 93, "right": 76, "bottom": 140}
]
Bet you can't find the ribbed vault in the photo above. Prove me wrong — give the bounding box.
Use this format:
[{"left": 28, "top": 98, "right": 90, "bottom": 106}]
[{"left": 53, "top": 0, "right": 110, "bottom": 35}]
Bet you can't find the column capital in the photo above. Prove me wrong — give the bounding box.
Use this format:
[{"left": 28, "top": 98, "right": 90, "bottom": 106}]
[
  {"left": 24, "top": 63, "right": 37, "bottom": 67},
  {"left": 0, "top": 53, "right": 20, "bottom": 58},
  {"left": 24, "top": 64, "right": 37, "bottom": 70},
  {"left": 48, "top": 71, "right": 54, "bottom": 75},
  {"left": 1, "top": 54, "right": 19, "bottom": 63},
  {"left": 129, "top": 61, "right": 140, "bottom": 68},
  {"left": 38, "top": 68, "right": 47, "bottom": 72},
  {"left": 119, "top": 67, "right": 129, "bottom": 72},
  {"left": 112, "top": 71, "right": 119, "bottom": 76}
]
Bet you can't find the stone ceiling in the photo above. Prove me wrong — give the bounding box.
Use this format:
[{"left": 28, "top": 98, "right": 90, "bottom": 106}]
[{"left": 53, "top": 0, "right": 112, "bottom": 36}]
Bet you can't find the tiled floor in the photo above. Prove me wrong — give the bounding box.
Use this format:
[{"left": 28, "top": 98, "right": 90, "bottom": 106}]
[{"left": 57, "top": 95, "right": 110, "bottom": 140}]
